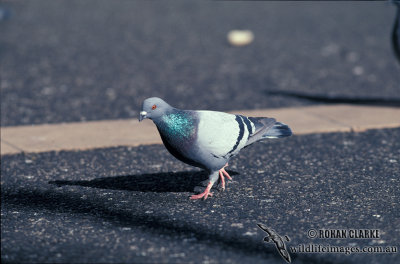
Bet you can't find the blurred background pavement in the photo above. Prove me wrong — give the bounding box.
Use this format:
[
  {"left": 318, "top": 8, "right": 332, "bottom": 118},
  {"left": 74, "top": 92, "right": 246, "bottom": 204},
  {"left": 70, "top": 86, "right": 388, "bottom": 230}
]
[{"left": 1, "top": 0, "right": 399, "bottom": 126}]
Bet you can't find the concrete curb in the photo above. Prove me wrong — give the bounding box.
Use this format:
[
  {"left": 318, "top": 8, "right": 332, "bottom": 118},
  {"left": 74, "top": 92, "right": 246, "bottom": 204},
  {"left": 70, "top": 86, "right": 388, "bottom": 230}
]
[{"left": 1, "top": 104, "right": 400, "bottom": 156}]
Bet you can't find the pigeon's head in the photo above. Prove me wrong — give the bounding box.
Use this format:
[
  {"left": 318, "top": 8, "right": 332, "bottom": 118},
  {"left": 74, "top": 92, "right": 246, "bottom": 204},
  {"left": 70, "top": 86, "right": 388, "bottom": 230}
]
[{"left": 139, "top": 97, "right": 172, "bottom": 121}]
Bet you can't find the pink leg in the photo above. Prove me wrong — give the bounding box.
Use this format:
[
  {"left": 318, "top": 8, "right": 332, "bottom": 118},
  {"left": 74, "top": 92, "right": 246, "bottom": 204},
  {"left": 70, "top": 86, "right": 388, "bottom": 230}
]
[
  {"left": 190, "top": 182, "right": 213, "bottom": 200},
  {"left": 190, "top": 164, "right": 232, "bottom": 200},
  {"left": 219, "top": 170, "right": 226, "bottom": 190},
  {"left": 220, "top": 163, "right": 232, "bottom": 180},
  {"left": 218, "top": 163, "right": 232, "bottom": 190}
]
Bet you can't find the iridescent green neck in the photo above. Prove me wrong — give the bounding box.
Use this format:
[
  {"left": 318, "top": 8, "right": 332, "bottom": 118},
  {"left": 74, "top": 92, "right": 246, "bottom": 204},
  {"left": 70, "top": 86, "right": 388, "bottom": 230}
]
[{"left": 158, "top": 112, "right": 195, "bottom": 139}]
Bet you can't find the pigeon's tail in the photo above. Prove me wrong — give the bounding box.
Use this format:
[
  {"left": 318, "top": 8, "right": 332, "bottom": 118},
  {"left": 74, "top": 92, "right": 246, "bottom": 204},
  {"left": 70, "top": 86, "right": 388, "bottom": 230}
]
[{"left": 262, "top": 122, "right": 292, "bottom": 139}]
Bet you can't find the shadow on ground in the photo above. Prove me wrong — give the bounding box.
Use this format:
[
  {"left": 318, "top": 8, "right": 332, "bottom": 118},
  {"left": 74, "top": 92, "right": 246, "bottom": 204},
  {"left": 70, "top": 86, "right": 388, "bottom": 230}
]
[
  {"left": 48, "top": 170, "right": 239, "bottom": 192},
  {"left": 1, "top": 186, "right": 340, "bottom": 264},
  {"left": 265, "top": 90, "right": 400, "bottom": 107}
]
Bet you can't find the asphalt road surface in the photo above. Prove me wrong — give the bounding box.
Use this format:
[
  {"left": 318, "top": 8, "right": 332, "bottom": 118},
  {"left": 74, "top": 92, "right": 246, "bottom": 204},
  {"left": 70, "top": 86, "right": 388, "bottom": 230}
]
[
  {"left": 1, "top": 1, "right": 400, "bottom": 126},
  {"left": 2, "top": 128, "right": 399, "bottom": 263}
]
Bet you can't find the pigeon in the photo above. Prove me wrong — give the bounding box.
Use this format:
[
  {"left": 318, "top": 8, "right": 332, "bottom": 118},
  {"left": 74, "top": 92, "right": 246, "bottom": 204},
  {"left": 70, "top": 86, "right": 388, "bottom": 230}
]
[{"left": 139, "top": 97, "right": 292, "bottom": 200}]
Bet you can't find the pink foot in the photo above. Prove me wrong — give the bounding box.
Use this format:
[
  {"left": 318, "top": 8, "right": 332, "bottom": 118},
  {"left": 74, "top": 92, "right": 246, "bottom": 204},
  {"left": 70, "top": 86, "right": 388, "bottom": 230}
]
[
  {"left": 190, "top": 182, "right": 213, "bottom": 200},
  {"left": 219, "top": 163, "right": 232, "bottom": 190}
]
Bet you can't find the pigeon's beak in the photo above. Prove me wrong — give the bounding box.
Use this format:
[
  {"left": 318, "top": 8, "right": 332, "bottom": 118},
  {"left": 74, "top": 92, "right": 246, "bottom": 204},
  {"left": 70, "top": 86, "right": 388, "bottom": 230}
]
[{"left": 139, "top": 111, "right": 147, "bottom": 122}]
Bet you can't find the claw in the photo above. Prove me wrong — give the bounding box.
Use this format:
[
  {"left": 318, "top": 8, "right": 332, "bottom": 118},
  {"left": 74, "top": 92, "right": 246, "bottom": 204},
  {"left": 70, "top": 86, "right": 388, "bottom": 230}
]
[
  {"left": 191, "top": 164, "right": 233, "bottom": 200},
  {"left": 190, "top": 182, "right": 213, "bottom": 200}
]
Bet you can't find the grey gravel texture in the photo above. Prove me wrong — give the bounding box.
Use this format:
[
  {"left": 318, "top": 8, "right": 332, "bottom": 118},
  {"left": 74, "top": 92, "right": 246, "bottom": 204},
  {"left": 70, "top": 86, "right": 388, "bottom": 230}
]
[
  {"left": 1, "top": 1, "right": 400, "bottom": 126},
  {"left": 2, "top": 128, "right": 399, "bottom": 263}
]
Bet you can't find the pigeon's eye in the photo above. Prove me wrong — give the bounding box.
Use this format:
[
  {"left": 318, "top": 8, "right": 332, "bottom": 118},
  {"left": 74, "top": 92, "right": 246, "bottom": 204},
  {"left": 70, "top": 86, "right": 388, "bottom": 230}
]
[{"left": 152, "top": 104, "right": 157, "bottom": 110}]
